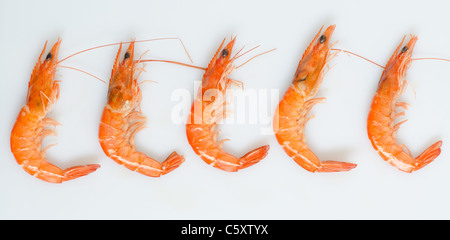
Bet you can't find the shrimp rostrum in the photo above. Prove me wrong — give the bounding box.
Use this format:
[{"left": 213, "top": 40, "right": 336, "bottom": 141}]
[
  {"left": 186, "top": 37, "right": 270, "bottom": 172},
  {"left": 10, "top": 40, "right": 100, "bottom": 183}
]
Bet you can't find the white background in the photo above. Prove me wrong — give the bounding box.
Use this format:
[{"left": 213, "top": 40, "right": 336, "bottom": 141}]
[{"left": 1, "top": 0, "right": 450, "bottom": 220}]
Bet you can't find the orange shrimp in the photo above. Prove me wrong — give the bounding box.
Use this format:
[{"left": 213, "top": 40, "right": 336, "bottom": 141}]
[
  {"left": 186, "top": 37, "right": 270, "bottom": 172},
  {"left": 273, "top": 25, "right": 357, "bottom": 173},
  {"left": 99, "top": 41, "right": 184, "bottom": 177},
  {"left": 10, "top": 40, "right": 100, "bottom": 183},
  {"left": 367, "top": 35, "right": 442, "bottom": 173}
]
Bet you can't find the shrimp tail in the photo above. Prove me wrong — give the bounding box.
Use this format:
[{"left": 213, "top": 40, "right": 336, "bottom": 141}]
[
  {"left": 414, "top": 140, "right": 442, "bottom": 171},
  {"left": 62, "top": 164, "right": 101, "bottom": 181},
  {"left": 239, "top": 145, "right": 270, "bottom": 169},
  {"left": 315, "top": 161, "right": 357, "bottom": 173},
  {"left": 161, "top": 151, "right": 185, "bottom": 175}
]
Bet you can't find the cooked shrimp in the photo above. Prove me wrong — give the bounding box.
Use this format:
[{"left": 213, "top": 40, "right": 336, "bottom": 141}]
[
  {"left": 186, "top": 37, "right": 270, "bottom": 172},
  {"left": 10, "top": 40, "right": 100, "bottom": 183},
  {"left": 99, "top": 41, "right": 184, "bottom": 177},
  {"left": 367, "top": 35, "right": 442, "bottom": 172},
  {"left": 273, "top": 25, "right": 357, "bottom": 173}
]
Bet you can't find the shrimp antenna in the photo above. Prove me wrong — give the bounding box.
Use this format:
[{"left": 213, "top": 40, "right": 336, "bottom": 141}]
[
  {"left": 331, "top": 48, "right": 385, "bottom": 69},
  {"left": 58, "top": 65, "right": 106, "bottom": 84},
  {"left": 233, "top": 45, "right": 260, "bottom": 61},
  {"left": 412, "top": 57, "right": 450, "bottom": 63},
  {"left": 138, "top": 59, "right": 206, "bottom": 70},
  {"left": 236, "top": 48, "right": 277, "bottom": 69},
  {"left": 58, "top": 37, "right": 193, "bottom": 64}
]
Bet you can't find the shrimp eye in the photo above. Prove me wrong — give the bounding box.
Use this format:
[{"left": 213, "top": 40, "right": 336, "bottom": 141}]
[
  {"left": 45, "top": 52, "right": 52, "bottom": 61},
  {"left": 296, "top": 75, "right": 308, "bottom": 82},
  {"left": 401, "top": 46, "right": 408, "bottom": 53},
  {"left": 221, "top": 49, "right": 229, "bottom": 58},
  {"left": 124, "top": 52, "right": 130, "bottom": 59},
  {"left": 319, "top": 35, "right": 326, "bottom": 44}
]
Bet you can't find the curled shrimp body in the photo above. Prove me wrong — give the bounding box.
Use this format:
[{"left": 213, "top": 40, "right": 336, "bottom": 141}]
[
  {"left": 273, "top": 25, "right": 357, "bottom": 173},
  {"left": 10, "top": 40, "right": 100, "bottom": 183},
  {"left": 186, "top": 38, "right": 270, "bottom": 172},
  {"left": 99, "top": 41, "right": 184, "bottom": 177},
  {"left": 367, "top": 36, "right": 442, "bottom": 173}
]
